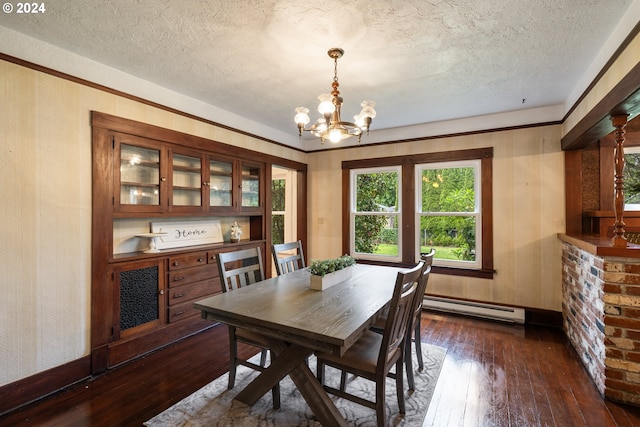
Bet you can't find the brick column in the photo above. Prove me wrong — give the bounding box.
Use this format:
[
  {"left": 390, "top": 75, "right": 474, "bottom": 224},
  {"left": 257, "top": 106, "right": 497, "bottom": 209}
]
[
  {"left": 562, "top": 243, "right": 606, "bottom": 394},
  {"left": 562, "top": 242, "right": 640, "bottom": 405},
  {"left": 602, "top": 258, "right": 640, "bottom": 404}
]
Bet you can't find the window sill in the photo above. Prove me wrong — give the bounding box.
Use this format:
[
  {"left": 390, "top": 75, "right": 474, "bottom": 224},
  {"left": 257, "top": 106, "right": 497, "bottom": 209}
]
[{"left": 355, "top": 258, "right": 495, "bottom": 279}]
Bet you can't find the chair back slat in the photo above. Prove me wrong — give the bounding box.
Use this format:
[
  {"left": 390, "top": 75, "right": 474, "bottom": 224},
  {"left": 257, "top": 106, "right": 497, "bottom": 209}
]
[
  {"left": 379, "top": 261, "right": 423, "bottom": 368},
  {"left": 271, "top": 240, "right": 305, "bottom": 276},
  {"left": 217, "top": 247, "right": 264, "bottom": 292}
]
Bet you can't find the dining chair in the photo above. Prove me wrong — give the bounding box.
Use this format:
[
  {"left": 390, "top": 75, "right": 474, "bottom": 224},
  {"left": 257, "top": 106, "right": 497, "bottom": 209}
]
[
  {"left": 316, "top": 261, "right": 424, "bottom": 427},
  {"left": 404, "top": 249, "right": 434, "bottom": 389},
  {"left": 216, "top": 247, "right": 280, "bottom": 409},
  {"left": 271, "top": 240, "right": 306, "bottom": 275},
  {"left": 369, "top": 249, "right": 435, "bottom": 391}
]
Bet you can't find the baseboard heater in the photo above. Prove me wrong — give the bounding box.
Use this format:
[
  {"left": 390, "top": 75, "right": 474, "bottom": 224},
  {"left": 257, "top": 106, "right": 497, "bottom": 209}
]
[{"left": 423, "top": 296, "right": 525, "bottom": 324}]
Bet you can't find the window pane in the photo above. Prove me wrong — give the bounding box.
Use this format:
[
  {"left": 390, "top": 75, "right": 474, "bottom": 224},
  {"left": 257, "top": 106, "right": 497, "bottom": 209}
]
[
  {"left": 624, "top": 152, "right": 640, "bottom": 208},
  {"left": 355, "top": 215, "right": 399, "bottom": 256},
  {"left": 272, "top": 179, "right": 286, "bottom": 211},
  {"left": 272, "top": 214, "right": 284, "bottom": 245},
  {"left": 420, "top": 167, "right": 475, "bottom": 213},
  {"left": 418, "top": 215, "right": 476, "bottom": 261},
  {"left": 356, "top": 172, "right": 398, "bottom": 212}
]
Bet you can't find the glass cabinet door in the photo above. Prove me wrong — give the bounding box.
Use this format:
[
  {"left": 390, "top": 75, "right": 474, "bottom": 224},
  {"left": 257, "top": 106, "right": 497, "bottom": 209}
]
[
  {"left": 241, "top": 162, "right": 261, "bottom": 209},
  {"left": 172, "top": 153, "right": 202, "bottom": 207},
  {"left": 119, "top": 144, "right": 161, "bottom": 206},
  {"left": 209, "top": 159, "right": 233, "bottom": 208}
]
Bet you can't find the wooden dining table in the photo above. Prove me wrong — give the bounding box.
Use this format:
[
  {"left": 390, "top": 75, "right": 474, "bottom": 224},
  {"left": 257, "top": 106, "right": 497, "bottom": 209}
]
[{"left": 194, "top": 263, "right": 403, "bottom": 426}]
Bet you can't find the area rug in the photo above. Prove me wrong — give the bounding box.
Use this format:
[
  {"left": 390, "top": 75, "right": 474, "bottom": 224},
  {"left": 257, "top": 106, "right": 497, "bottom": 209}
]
[{"left": 145, "top": 343, "right": 446, "bottom": 426}]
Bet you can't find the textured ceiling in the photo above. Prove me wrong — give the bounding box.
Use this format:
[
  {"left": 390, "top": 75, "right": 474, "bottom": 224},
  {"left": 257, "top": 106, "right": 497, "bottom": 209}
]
[{"left": 0, "top": 0, "right": 636, "bottom": 150}]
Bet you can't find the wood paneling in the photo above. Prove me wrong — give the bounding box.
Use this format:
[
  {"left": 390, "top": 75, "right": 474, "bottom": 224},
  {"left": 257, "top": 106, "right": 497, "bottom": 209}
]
[{"left": 561, "top": 60, "right": 640, "bottom": 151}]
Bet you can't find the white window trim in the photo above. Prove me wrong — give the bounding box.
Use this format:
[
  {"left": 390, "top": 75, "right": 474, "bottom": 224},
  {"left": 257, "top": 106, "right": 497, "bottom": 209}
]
[
  {"left": 415, "top": 159, "right": 482, "bottom": 269},
  {"left": 350, "top": 166, "right": 402, "bottom": 262}
]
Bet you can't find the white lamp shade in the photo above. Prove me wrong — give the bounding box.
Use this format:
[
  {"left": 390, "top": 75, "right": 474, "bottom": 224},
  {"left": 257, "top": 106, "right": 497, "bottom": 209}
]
[
  {"left": 317, "top": 93, "right": 335, "bottom": 115},
  {"left": 360, "top": 100, "right": 377, "bottom": 119},
  {"left": 294, "top": 107, "right": 310, "bottom": 125}
]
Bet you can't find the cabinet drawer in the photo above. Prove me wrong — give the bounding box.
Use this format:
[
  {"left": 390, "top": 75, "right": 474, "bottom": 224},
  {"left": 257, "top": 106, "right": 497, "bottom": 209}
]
[
  {"left": 167, "top": 279, "right": 221, "bottom": 306},
  {"left": 168, "top": 264, "right": 217, "bottom": 287},
  {"left": 168, "top": 252, "right": 208, "bottom": 270},
  {"left": 168, "top": 300, "right": 204, "bottom": 323}
]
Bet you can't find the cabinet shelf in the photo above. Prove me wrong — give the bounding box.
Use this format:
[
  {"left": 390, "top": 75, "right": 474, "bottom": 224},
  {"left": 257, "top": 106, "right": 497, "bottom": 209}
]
[
  {"left": 121, "top": 160, "right": 159, "bottom": 168},
  {"left": 173, "top": 165, "right": 201, "bottom": 173},
  {"left": 172, "top": 185, "right": 201, "bottom": 191},
  {"left": 121, "top": 181, "right": 159, "bottom": 188}
]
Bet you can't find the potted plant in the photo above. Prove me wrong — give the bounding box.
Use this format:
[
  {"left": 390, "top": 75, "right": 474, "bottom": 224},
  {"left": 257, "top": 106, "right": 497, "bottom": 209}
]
[{"left": 309, "top": 255, "right": 356, "bottom": 290}]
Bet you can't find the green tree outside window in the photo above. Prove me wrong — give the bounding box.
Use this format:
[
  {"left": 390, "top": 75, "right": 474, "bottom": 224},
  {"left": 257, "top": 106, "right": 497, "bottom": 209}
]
[{"left": 271, "top": 179, "right": 285, "bottom": 245}]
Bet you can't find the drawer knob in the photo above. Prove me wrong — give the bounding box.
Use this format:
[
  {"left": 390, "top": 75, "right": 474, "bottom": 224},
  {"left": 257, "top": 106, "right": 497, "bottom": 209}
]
[
  {"left": 198, "top": 257, "right": 205, "bottom": 263},
  {"left": 173, "top": 276, "right": 185, "bottom": 282},
  {"left": 173, "top": 261, "right": 180, "bottom": 266},
  {"left": 174, "top": 292, "right": 185, "bottom": 298}
]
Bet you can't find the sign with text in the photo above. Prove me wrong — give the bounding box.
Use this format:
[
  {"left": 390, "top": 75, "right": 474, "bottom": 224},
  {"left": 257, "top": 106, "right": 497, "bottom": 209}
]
[{"left": 151, "top": 220, "right": 223, "bottom": 250}]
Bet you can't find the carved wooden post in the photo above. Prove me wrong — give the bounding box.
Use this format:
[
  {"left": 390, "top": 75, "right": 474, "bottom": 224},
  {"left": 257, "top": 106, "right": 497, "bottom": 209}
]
[{"left": 612, "top": 114, "right": 629, "bottom": 247}]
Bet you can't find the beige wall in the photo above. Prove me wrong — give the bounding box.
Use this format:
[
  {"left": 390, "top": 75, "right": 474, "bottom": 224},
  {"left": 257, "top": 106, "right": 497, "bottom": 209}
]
[
  {"left": 1, "top": 27, "right": 639, "bottom": 389},
  {"left": 0, "top": 59, "right": 305, "bottom": 387},
  {"left": 306, "top": 28, "right": 640, "bottom": 312},
  {"left": 307, "top": 126, "right": 566, "bottom": 312}
]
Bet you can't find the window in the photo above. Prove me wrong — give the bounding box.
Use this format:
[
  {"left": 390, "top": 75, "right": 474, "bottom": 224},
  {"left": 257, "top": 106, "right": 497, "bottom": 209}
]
[
  {"left": 416, "top": 160, "right": 481, "bottom": 269},
  {"left": 350, "top": 166, "right": 401, "bottom": 262},
  {"left": 271, "top": 178, "right": 285, "bottom": 245},
  {"left": 343, "top": 147, "right": 493, "bottom": 278},
  {"left": 624, "top": 146, "right": 640, "bottom": 210}
]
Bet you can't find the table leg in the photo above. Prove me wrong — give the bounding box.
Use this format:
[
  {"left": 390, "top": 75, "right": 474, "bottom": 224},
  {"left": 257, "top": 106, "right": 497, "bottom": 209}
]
[{"left": 234, "top": 339, "right": 349, "bottom": 427}]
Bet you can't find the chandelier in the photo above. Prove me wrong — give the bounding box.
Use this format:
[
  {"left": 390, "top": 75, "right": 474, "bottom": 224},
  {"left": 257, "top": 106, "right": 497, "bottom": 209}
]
[{"left": 294, "top": 48, "right": 376, "bottom": 144}]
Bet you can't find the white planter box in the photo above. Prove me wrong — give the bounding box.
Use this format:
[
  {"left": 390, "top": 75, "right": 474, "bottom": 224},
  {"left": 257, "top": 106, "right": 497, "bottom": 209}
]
[{"left": 309, "top": 265, "right": 355, "bottom": 291}]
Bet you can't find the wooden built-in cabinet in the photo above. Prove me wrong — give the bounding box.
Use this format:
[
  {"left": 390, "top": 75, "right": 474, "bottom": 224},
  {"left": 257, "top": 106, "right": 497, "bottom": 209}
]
[
  {"left": 92, "top": 111, "right": 306, "bottom": 374},
  {"left": 106, "top": 242, "right": 263, "bottom": 368},
  {"left": 91, "top": 112, "right": 270, "bottom": 374},
  {"left": 114, "top": 133, "right": 263, "bottom": 215}
]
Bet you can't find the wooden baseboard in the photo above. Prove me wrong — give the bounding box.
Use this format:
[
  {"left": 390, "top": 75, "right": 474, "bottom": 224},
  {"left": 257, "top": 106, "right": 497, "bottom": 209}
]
[
  {"left": 105, "top": 318, "right": 215, "bottom": 370},
  {"left": 525, "top": 307, "right": 563, "bottom": 328},
  {"left": 0, "top": 355, "right": 91, "bottom": 416}
]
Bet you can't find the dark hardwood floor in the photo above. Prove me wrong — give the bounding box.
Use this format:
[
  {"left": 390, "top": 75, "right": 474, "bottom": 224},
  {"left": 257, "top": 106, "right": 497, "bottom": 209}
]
[{"left": 2, "top": 312, "right": 640, "bottom": 426}]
